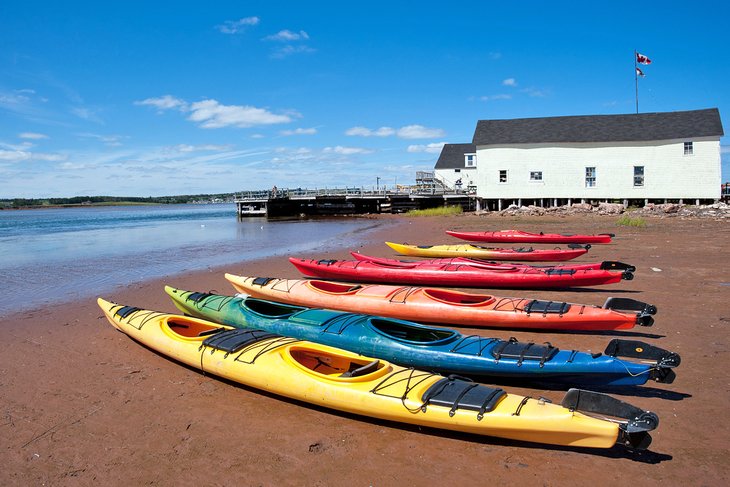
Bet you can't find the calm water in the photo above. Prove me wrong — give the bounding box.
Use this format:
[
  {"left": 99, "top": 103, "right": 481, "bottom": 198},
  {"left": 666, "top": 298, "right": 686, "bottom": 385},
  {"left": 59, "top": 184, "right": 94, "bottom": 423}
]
[{"left": 0, "top": 204, "right": 385, "bottom": 317}]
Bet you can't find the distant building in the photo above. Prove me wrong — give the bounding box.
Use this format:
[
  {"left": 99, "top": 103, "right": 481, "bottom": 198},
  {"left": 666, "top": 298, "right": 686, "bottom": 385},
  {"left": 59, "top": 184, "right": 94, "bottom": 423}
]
[
  {"left": 435, "top": 108, "right": 724, "bottom": 209},
  {"left": 433, "top": 143, "right": 477, "bottom": 191}
]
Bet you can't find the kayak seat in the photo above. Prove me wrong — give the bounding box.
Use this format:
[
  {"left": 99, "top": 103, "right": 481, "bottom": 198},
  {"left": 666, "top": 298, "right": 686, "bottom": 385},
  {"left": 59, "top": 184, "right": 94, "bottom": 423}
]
[
  {"left": 202, "top": 329, "right": 279, "bottom": 354},
  {"left": 422, "top": 377, "right": 506, "bottom": 418},
  {"left": 309, "top": 280, "right": 362, "bottom": 293},
  {"left": 341, "top": 360, "right": 380, "bottom": 378},
  {"left": 491, "top": 338, "right": 559, "bottom": 366},
  {"left": 244, "top": 298, "right": 306, "bottom": 318},
  {"left": 524, "top": 299, "right": 571, "bottom": 314},
  {"left": 512, "top": 247, "right": 535, "bottom": 253},
  {"left": 251, "top": 277, "right": 275, "bottom": 286}
]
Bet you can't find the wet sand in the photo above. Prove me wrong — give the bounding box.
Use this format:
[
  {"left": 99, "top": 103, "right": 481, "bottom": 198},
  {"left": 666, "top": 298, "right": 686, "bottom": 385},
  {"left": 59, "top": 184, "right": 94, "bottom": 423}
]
[{"left": 2, "top": 213, "right": 729, "bottom": 485}]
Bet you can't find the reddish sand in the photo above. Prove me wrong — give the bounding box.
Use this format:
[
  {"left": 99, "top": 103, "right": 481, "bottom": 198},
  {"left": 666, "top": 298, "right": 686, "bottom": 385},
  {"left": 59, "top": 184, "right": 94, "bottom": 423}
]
[{"left": 2, "top": 213, "right": 729, "bottom": 485}]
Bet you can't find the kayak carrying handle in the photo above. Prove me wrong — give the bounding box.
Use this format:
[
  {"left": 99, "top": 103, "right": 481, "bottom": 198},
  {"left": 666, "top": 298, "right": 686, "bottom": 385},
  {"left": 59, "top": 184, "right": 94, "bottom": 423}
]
[{"left": 561, "top": 388, "right": 659, "bottom": 450}]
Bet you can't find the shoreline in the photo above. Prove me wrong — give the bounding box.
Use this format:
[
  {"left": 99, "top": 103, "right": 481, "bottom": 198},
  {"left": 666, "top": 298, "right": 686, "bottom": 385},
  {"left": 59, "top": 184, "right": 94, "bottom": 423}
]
[
  {"left": 0, "top": 212, "right": 393, "bottom": 319},
  {"left": 2, "top": 213, "right": 729, "bottom": 484}
]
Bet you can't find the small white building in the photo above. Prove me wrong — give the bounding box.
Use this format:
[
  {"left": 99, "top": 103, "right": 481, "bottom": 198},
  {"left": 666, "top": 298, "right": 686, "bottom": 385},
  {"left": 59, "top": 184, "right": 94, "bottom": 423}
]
[
  {"left": 433, "top": 143, "right": 477, "bottom": 191},
  {"left": 436, "top": 108, "right": 724, "bottom": 209}
]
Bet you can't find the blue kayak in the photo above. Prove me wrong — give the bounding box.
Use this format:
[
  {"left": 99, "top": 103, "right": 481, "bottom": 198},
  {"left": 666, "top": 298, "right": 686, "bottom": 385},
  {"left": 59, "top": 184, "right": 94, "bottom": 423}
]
[{"left": 165, "top": 286, "right": 680, "bottom": 387}]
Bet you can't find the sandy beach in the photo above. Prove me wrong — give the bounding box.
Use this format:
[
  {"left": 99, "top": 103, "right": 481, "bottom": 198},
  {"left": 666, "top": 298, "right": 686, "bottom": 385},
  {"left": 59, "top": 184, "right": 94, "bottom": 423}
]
[{"left": 2, "top": 212, "right": 729, "bottom": 485}]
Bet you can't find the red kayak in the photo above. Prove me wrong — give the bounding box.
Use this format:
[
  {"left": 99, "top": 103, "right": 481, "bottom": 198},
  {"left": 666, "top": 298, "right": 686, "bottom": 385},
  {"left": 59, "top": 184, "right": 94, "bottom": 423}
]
[
  {"left": 446, "top": 230, "right": 614, "bottom": 244},
  {"left": 350, "top": 251, "right": 636, "bottom": 273},
  {"left": 289, "top": 257, "right": 632, "bottom": 289}
]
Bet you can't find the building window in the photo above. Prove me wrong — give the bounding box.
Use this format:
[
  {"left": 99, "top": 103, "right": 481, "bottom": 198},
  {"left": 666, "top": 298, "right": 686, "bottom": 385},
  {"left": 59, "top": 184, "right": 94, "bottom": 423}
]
[
  {"left": 634, "top": 166, "right": 644, "bottom": 187},
  {"left": 684, "top": 141, "right": 693, "bottom": 155},
  {"left": 465, "top": 154, "right": 476, "bottom": 167},
  {"left": 530, "top": 171, "right": 543, "bottom": 181},
  {"left": 499, "top": 170, "right": 507, "bottom": 183},
  {"left": 454, "top": 169, "right": 461, "bottom": 173},
  {"left": 585, "top": 166, "right": 596, "bottom": 187}
]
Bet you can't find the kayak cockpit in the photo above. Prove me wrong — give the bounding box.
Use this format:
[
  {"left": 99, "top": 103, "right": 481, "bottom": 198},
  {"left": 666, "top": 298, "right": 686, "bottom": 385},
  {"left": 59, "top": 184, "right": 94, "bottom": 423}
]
[
  {"left": 165, "top": 317, "right": 227, "bottom": 339},
  {"left": 423, "top": 288, "right": 495, "bottom": 306},
  {"left": 287, "top": 347, "right": 390, "bottom": 380},
  {"left": 241, "top": 297, "right": 307, "bottom": 319},
  {"left": 369, "top": 318, "right": 457, "bottom": 344},
  {"left": 307, "top": 280, "right": 363, "bottom": 295}
]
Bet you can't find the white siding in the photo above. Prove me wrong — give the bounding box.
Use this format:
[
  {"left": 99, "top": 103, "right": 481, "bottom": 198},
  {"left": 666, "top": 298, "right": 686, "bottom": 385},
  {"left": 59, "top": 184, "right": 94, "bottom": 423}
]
[{"left": 474, "top": 137, "right": 721, "bottom": 200}]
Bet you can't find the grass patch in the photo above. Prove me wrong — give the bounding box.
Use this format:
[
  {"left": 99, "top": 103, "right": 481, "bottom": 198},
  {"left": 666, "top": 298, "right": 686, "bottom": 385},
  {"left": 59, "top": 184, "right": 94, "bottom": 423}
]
[
  {"left": 616, "top": 215, "right": 647, "bottom": 227},
  {"left": 406, "top": 205, "right": 463, "bottom": 217}
]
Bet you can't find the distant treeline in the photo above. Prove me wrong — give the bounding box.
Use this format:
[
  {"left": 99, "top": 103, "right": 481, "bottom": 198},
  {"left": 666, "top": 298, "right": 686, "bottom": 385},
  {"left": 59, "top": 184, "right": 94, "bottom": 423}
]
[{"left": 0, "top": 193, "right": 237, "bottom": 209}]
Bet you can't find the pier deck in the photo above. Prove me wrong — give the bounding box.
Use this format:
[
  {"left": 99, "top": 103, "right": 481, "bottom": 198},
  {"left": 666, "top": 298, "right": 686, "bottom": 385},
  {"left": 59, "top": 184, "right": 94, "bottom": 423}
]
[{"left": 234, "top": 187, "right": 476, "bottom": 217}]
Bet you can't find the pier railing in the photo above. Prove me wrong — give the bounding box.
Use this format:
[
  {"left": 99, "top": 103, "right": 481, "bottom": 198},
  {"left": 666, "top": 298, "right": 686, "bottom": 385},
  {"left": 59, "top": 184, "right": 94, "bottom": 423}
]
[{"left": 234, "top": 186, "right": 471, "bottom": 202}]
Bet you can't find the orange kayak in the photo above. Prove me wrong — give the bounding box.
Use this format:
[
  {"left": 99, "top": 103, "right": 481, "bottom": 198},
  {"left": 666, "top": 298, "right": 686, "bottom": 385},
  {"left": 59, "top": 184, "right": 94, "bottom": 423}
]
[{"left": 225, "top": 274, "right": 656, "bottom": 331}]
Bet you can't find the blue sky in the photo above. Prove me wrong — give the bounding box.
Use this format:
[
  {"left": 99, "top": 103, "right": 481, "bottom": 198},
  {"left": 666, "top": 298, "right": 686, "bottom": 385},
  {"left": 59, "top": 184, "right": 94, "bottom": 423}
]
[{"left": 1, "top": 0, "right": 728, "bottom": 198}]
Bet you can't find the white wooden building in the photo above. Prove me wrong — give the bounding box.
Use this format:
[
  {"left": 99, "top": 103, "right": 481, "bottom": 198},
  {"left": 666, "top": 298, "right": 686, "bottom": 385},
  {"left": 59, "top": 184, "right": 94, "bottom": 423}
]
[
  {"left": 434, "top": 143, "right": 477, "bottom": 191},
  {"left": 436, "top": 108, "right": 724, "bottom": 210}
]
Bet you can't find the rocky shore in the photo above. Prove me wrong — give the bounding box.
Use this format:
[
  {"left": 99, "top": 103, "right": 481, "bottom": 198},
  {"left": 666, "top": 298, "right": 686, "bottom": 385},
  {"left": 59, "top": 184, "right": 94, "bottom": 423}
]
[{"left": 484, "top": 201, "right": 730, "bottom": 219}]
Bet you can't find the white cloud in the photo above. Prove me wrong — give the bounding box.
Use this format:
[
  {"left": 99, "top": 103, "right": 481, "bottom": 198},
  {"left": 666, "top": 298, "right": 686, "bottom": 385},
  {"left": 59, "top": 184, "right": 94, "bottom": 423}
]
[
  {"left": 502, "top": 78, "right": 517, "bottom": 87},
  {"left": 345, "top": 127, "right": 395, "bottom": 137},
  {"left": 0, "top": 149, "right": 31, "bottom": 162},
  {"left": 250, "top": 134, "right": 265, "bottom": 139},
  {"left": 346, "top": 124, "right": 444, "bottom": 139},
  {"left": 134, "top": 95, "right": 188, "bottom": 111},
  {"left": 346, "top": 126, "right": 395, "bottom": 137},
  {"left": 174, "top": 144, "right": 233, "bottom": 152},
  {"left": 264, "top": 30, "right": 310, "bottom": 41},
  {"left": 0, "top": 149, "right": 65, "bottom": 162},
  {"left": 396, "top": 125, "right": 445, "bottom": 139},
  {"left": 19, "top": 132, "right": 48, "bottom": 140},
  {"left": 323, "top": 146, "right": 374, "bottom": 155},
  {"left": 521, "top": 87, "right": 548, "bottom": 97},
  {"left": 479, "top": 94, "right": 512, "bottom": 101},
  {"left": 71, "top": 107, "right": 103, "bottom": 123},
  {"left": 77, "top": 133, "right": 126, "bottom": 146},
  {"left": 488, "top": 52, "right": 502, "bottom": 60},
  {"left": 0, "top": 92, "right": 31, "bottom": 106},
  {"left": 270, "top": 44, "right": 316, "bottom": 59},
  {"left": 274, "top": 146, "right": 312, "bottom": 155},
  {"left": 280, "top": 127, "right": 317, "bottom": 136},
  {"left": 720, "top": 145, "right": 730, "bottom": 154},
  {"left": 187, "top": 99, "right": 293, "bottom": 128},
  {"left": 216, "top": 16, "right": 260, "bottom": 34},
  {"left": 407, "top": 142, "right": 446, "bottom": 153}
]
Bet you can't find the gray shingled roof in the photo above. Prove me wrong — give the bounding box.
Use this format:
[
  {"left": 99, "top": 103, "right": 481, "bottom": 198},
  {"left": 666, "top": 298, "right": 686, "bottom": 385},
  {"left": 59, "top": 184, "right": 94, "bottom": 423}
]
[
  {"left": 472, "top": 108, "right": 723, "bottom": 145},
  {"left": 435, "top": 143, "right": 476, "bottom": 169}
]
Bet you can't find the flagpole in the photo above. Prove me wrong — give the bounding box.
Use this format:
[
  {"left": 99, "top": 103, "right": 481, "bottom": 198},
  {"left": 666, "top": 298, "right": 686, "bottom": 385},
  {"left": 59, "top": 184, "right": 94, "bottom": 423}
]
[{"left": 634, "top": 50, "right": 638, "bottom": 113}]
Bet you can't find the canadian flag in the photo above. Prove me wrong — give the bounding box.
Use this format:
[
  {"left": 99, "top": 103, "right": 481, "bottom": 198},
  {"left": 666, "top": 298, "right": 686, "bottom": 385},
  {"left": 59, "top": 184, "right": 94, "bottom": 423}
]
[
  {"left": 636, "top": 67, "right": 645, "bottom": 77},
  {"left": 636, "top": 52, "right": 652, "bottom": 65}
]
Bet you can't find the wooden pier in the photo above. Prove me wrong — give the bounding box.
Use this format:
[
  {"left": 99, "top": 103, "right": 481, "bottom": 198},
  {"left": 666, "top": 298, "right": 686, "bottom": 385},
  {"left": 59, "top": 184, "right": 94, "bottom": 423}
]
[{"left": 235, "top": 187, "right": 477, "bottom": 218}]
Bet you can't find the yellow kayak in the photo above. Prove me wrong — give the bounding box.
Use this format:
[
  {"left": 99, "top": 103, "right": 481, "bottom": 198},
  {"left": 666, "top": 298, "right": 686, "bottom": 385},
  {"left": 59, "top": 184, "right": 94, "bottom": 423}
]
[
  {"left": 98, "top": 297, "right": 658, "bottom": 450},
  {"left": 385, "top": 241, "right": 589, "bottom": 261}
]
